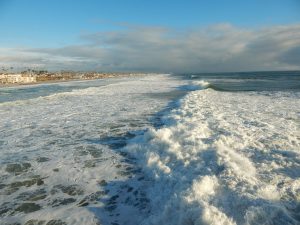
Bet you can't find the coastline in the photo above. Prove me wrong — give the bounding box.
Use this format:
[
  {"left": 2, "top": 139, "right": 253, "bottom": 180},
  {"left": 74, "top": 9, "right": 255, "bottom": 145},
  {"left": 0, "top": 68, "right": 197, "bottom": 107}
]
[{"left": 0, "top": 73, "right": 145, "bottom": 88}]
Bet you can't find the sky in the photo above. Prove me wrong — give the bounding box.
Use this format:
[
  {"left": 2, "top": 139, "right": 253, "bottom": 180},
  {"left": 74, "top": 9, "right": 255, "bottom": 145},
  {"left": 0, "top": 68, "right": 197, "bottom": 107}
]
[{"left": 0, "top": 0, "right": 300, "bottom": 72}]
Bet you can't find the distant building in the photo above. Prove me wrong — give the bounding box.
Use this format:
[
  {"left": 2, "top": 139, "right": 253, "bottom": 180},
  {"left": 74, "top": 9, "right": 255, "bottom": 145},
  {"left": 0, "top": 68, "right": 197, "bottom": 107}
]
[
  {"left": 0, "top": 74, "right": 37, "bottom": 84},
  {"left": 0, "top": 71, "right": 145, "bottom": 85}
]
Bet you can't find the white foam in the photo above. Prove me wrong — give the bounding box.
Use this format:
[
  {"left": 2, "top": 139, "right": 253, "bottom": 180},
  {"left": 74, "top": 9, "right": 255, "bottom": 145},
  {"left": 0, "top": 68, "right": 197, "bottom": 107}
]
[
  {"left": 181, "top": 80, "right": 210, "bottom": 91},
  {"left": 193, "top": 80, "right": 210, "bottom": 89},
  {"left": 125, "top": 87, "right": 300, "bottom": 224},
  {"left": 189, "top": 176, "right": 219, "bottom": 200},
  {"left": 0, "top": 74, "right": 185, "bottom": 225},
  {"left": 1, "top": 75, "right": 300, "bottom": 224}
]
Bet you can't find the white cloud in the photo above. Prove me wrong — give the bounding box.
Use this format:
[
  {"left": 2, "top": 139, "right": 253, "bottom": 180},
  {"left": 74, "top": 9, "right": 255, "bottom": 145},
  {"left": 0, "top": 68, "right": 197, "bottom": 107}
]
[{"left": 1, "top": 23, "right": 300, "bottom": 72}]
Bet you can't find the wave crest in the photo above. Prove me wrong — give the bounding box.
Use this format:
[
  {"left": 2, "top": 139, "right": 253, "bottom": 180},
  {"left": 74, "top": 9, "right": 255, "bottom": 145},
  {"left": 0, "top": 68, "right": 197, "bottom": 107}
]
[
  {"left": 181, "top": 80, "right": 211, "bottom": 91},
  {"left": 124, "top": 88, "right": 300, "bottom": 225}
]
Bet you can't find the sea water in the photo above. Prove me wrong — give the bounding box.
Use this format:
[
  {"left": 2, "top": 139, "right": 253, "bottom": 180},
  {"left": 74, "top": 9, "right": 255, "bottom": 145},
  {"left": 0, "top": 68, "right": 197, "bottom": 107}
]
[{"left": 0, "top": 72, "right": 299, "bottom": 225}]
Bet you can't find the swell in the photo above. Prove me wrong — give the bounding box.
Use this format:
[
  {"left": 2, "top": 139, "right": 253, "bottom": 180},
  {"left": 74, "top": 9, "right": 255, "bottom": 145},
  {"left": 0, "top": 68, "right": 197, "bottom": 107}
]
[{"left": 183, "top": 80, "right": 228, "bottom": 92}]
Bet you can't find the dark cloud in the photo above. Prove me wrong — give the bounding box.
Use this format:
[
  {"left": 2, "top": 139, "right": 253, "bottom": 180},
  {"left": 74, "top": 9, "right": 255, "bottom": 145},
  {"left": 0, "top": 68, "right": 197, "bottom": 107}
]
[
  {"left": 278, "top": 46, "right": 300, "bottom": 65},
  {"left": 1, "top": 23, "right": 300, "bottom": 72}
]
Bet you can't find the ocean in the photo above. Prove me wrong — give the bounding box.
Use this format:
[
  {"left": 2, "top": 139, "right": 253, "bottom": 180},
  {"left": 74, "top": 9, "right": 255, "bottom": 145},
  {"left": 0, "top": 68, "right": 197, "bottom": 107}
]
[{"left": 0, "top": 72, "right": 299, "bottom": 225}]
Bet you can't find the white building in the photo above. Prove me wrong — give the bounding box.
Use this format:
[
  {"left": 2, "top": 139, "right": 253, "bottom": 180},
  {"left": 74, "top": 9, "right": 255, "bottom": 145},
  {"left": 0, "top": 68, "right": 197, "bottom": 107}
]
[{"left": 0, "top": 74, "right": 37, "bottom": 84}]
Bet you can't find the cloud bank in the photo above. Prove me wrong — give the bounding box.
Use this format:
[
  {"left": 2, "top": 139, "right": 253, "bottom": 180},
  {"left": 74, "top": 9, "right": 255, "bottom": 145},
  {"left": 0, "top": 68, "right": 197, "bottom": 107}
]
[{"left": 1, "top": 23, "right": 300, "bottom": 73}]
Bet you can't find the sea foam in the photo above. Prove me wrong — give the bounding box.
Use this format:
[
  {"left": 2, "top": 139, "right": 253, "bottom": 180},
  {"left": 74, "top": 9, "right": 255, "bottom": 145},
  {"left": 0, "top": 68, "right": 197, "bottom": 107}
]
[
  {"left": 1, "top": 75, "right": 299, "bottom": 225},
  {"left": 0, "top": 74, "right": 184, "bottom": 225},
  {"left": 124, "top": 86, "right": 300, "bottom": 225}
]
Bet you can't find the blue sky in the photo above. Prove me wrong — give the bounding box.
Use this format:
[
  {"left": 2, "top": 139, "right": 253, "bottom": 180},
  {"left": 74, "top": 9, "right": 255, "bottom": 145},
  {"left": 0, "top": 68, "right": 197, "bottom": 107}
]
[
  {"left": 0, "top": 0, "right": 300, "bottom": 72},
  {"left": 1, "top": 0, "right": 299, "bottom": 47}
]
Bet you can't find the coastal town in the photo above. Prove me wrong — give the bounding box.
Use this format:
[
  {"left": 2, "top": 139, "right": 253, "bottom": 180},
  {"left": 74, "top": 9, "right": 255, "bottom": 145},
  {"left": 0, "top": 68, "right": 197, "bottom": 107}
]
[{"left": 0, "top": 69, "right": 142, "bottom": 85}]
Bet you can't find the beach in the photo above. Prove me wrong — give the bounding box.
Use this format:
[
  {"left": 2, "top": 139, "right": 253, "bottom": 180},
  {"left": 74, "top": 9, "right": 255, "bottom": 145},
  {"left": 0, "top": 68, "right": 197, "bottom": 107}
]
[{"left": 0, "top": 73, "right": 144, "bottom": 88}]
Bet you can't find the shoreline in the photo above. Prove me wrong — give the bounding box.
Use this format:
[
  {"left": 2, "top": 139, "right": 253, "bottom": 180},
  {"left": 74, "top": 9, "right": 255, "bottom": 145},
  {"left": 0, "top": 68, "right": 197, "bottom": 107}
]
[{"left": 0, "top": 73, "right": 145, "bottom": 88}]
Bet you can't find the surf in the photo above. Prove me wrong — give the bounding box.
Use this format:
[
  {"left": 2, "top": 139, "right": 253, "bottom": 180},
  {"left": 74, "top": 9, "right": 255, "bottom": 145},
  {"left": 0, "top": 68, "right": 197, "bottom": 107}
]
[{"left": 124, "top": 86, "right": 300, "bottom": 225}]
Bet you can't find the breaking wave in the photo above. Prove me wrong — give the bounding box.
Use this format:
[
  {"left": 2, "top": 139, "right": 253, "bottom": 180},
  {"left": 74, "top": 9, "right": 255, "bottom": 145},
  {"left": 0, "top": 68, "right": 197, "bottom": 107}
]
[
  {"left": 1, "top": 73, "right": 300, "bottom": 225},
  {"left": 182, "top": 80, "right": 230, "bottom": 92},
  {"left": 0, "top": 74, "right": 185, "bottom": 225},
  {"left": 124, "top": 88, "right": 300, "bottom": 225},
  {"left": 180, "top": 80, "right": 211, "bottom": 91}
]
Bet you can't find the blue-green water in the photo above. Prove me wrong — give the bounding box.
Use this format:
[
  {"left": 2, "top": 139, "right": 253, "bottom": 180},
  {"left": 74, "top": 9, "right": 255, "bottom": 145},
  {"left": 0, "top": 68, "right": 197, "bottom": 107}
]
[
  {"left": 179, "top": 70, "right": 300, "bottom": 92},
  {"left": 0, "top": 79, "right": 115, "bottom": 103}
]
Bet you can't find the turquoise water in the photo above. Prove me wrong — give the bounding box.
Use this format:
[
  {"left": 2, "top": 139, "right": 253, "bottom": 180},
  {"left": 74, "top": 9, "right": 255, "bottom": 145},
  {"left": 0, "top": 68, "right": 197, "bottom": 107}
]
[
  {"left": 0, "top": 79, "right": 115, "bottom": 103},
  {"left": 180, "top": 70, "right": 300, "bottom": 91}
]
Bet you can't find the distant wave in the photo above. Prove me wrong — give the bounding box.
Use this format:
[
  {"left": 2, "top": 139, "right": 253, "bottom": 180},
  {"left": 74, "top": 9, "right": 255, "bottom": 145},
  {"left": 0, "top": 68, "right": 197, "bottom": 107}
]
[
  {"left": 179, "top": 80, "right": 230, "bottom": 92},
  {"left": 192, "top": 80, "right": 210, "bottom": 89},
  {"left": 180, "top": 80, "right": 211, "bottom": 91}
]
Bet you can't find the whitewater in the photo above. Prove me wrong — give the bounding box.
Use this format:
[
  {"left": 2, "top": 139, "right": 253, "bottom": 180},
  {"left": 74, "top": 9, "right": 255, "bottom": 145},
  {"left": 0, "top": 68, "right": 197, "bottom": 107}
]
[{"left": 0, "top": 73, "right": 299, "bottom": 225}]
